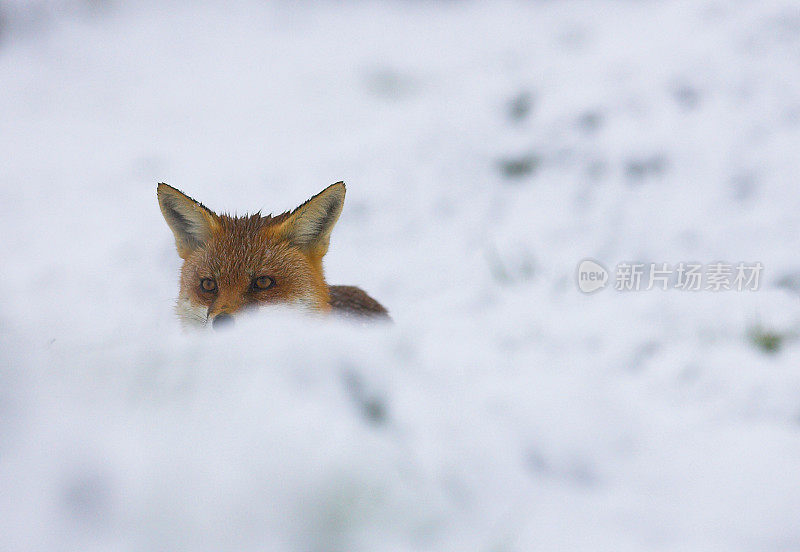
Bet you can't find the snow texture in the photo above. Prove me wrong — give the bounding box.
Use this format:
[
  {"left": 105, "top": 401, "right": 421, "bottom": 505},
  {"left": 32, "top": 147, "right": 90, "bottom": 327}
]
[{"left": 2, "top": 1, "right": 800, "bottom": 550}]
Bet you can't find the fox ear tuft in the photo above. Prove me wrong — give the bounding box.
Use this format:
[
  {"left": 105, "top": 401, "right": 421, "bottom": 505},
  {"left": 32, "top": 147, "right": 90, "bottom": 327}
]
[
  {"left": 278, "top": 182, "right": 345, "bottom": 256},
  {"left": 157, "top": 183, "right": 219, "bottom": 258}
]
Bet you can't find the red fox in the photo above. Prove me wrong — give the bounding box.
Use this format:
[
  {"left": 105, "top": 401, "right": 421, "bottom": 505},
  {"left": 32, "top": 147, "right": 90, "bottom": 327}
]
[{"left": 157, "top": 182, "right": 389, "bottom": 328}]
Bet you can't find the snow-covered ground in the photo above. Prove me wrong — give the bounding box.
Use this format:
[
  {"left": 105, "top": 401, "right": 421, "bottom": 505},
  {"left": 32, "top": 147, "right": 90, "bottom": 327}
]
[{"left": 3, "top": 1, "right": 800, "bottom": 550}]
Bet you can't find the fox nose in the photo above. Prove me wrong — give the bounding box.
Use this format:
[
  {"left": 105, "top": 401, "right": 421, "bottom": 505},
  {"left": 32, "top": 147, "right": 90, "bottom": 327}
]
[{"left": 211, "top": 313, "right": 235, "bottom": 331}]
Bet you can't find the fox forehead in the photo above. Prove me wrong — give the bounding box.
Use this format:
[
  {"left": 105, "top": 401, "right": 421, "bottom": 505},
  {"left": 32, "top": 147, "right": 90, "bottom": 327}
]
[{"left": 198, "top": 214, "right": 275, "bottom": 277}]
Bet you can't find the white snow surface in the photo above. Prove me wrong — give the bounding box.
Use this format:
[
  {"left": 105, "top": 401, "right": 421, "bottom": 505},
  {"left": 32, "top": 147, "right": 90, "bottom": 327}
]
[{"left": 3, "top": 1, "right": 800, "bottom": 550}]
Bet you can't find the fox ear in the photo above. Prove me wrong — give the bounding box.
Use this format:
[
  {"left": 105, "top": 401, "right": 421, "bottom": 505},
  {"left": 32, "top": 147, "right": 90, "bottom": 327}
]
[
  {"left": 277, "top": 181, "right": 345, "bottom": 256},
  {"left": 157, "top": 183, "right": 219, "bottom": 259}
]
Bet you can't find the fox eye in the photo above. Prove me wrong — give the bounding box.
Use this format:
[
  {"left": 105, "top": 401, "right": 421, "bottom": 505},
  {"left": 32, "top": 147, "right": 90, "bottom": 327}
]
[
  {"left": 200, "top": 278, "right": 217, "bottom": 292},
  {"left": 252, "top": 276, "right": 275, "bottom": 290}
]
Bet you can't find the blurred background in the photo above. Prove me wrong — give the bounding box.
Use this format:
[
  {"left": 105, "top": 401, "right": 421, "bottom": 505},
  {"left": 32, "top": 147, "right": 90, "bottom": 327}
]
[{"left": 2, "top": 1, "right": 800, "bottom": 550}]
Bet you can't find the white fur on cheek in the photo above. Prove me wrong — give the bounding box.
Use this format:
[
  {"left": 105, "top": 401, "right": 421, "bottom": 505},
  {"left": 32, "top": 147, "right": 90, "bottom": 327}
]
[
  {"left": 292, "top": 295, "right": 320, "bottom": 313},
  {"left": 175, "top": 297, "right": 209, "bottom": 329},
  {"left": 249, "top": 293, "right": 320, "bottom": 316}
]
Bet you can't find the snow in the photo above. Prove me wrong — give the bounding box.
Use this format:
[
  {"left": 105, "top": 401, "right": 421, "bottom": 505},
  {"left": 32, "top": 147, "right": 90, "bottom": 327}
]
[{"left": 2, "top": 1, "right": 800, "bottom": 550}]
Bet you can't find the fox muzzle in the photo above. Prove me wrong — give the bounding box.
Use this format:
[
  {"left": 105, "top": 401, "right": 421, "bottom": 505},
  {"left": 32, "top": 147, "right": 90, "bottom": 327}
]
[{"left": 211, "top": 312, "right": 235, "bottom": 330}]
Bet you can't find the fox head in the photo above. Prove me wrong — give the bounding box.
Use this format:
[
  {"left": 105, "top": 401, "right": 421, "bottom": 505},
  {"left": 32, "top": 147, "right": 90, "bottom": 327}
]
[{"left": 157, "top": 182, "right": 345, "bottom": 329}]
